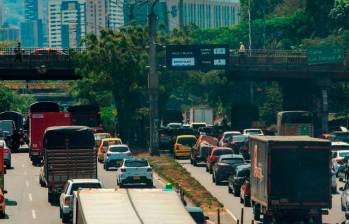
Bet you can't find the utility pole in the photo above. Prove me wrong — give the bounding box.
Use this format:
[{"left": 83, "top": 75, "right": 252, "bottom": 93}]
[
  {"left": 248, "top": 0, "right": 252, "bottom": 55},
  {"left": 148, "top": 0, "right": 159, "bottom": 156}
]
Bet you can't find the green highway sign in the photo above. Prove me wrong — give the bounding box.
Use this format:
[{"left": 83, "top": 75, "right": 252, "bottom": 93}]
[{"left": 307, "top": 45, "right": 344, "bottom": 65}]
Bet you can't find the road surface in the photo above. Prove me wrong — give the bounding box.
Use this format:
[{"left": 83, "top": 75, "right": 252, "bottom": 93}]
[
  {"left": 176, "top": 159, "right": 346, "bottom": 224},
  {"left": 1, "top": 152, "right": 164, "bottom": 224}
]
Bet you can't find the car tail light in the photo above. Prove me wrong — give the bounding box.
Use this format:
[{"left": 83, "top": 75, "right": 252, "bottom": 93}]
[
  {"left": 64, "top": 196, "right": 70, "bottom": 206},
  {"left": 0, "top": 194, "right": 4, "bottom": 203},
  {"left": 336, "top": 158, "right": 344, "bottom": 163},
  {"left": 147, "top": 168, "right": 152, "bottom": 172},
  {"left": 160, "top": 133, "right": 165, "bottom": 137},
  {"left": 3, "top": 149, "right": 9, "bottom": 154},
  {"left": 176, "top": 145, "right": 181, "bottom": 151},
  {"left": 217, "top": 163, "right": 228, "bottom": 168},
  {"left": 121, "top": 168, "right": 126, "bottom": 172}
]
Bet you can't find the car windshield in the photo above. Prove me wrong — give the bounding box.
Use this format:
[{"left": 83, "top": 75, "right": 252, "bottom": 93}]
[
  {"left": 221, "top": 158, "right": 244, "bottom": 164},
  {"left": 124, "top": 160, "right": 148, "bottom": 167},
  {"left": 177, "top": 137, "right": 196, "bottom": 147},
  {"left": 339, "top": 151, "right": 349, "bottom": 158},
  {"left": 213, "top": 149, "right": 232, "bottom": 156},
  {"left": 71, "top": 183, "right": 102, "bottom": 192},
  {"left": 233, "top": 135, "right": 247, "bottom": 142},
  {"left": 246, "top": 130, "right": 262, "bottom": 135},
  {"left": 109, "top": 146, "right": 129, "bottom": 153},
  {"left": 95, "top": 135, "right": 110, "bottom": 140},
  {"left": 0, "top": 121, "right": 13, "bottom": 135},
  {"left": 192, "top": 124, "right": 206, "bottom": 129}
]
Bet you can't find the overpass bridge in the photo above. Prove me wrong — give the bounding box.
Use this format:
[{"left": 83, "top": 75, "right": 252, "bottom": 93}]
[{"left": 0, "top": 48, "right": 78, "bottom": 80}]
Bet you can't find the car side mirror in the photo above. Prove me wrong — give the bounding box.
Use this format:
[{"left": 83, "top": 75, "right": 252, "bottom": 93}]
[
  {"left": 204, "top": 216, "right": 209, "bottom": 220},
  {"left": 340, "top": 187, "right": 344, "bottom": 191},
  {"left": 3, "top": 190, "right": 7, "bottom": 194}
]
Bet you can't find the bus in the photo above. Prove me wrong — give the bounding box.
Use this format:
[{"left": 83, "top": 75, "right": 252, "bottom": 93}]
[
  {"left": 0, "top": 111, "right": 24, "bottom": 151},
  {"left": 277, "top": 111, "right": 313, "bottom": 136},
  {"left": 29, "top": 102, "right": 71, "bottom": 165},
  {"left": 67, "top": 105, "right": 102, "bottom": 132}
]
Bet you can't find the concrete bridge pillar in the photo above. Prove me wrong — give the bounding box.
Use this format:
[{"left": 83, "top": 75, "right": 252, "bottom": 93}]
[{"left": 280, "top": 79, "right": 329, "bottom": 137}]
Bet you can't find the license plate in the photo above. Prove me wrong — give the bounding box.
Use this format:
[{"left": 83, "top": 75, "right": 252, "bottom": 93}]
[{"left": 133, "top": 176, "right": 140, "bottom": 180}]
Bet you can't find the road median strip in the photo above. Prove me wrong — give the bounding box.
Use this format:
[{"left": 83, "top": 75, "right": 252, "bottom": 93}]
[{"left": 138, "top": 153, "right": 222, "bottom": 212}]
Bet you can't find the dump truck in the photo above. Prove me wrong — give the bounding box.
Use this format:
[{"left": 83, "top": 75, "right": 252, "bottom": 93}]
[
  {"left": 250, "top": 136, "right": 331, "bottom": 223},
  {"left": 43, "top": 126, "right": 97, "bottom": 203},
  {"left": 72, "top": 189, "right": 196, "bottom": 224}
]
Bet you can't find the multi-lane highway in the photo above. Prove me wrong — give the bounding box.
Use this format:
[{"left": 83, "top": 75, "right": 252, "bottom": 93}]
[
  {"left": 176, "top": 159, "right": 346, "bottom": 224},
  {"left": 2, "top": 151, "right": 164, "bottom": 224}
]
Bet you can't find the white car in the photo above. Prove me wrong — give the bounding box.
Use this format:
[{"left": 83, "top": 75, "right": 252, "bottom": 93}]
[
  {"left": 104, "top": 144, "right": 132, "bottom": 170},
  {"left": 166, "top": 123, "right": 182, "bottom": 129},
  {"left": 243, "top": 129, "right": 264, "bottom": 136},
  {"left": 59, "top": 179, "right": 103, "bottom": 223},
  {"left": 117, "top": 159, "right": 153, "bottom": 187},
  {"left": 331, "top": 141, "right": 349, "bottom": 151},
  {"left": 219, "top": 131, "right": 241, "bottom": 146},
  {"left": 332, "top": 150, "right": 349, "bottom": 163}
]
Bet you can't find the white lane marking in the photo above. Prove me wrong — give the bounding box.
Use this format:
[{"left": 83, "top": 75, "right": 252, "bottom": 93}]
[
  {"left": 21, "top": 164, "right": 25, "bottom": 168},
  {"left": 28, "top": 193, "right": 32, "bottom": 201},
  {"left": 31, "top": 209, "right": 36, "bottom": 219},
  {"left": 24, "top": 171, "right": 27, "bottom": 176},
  {"left": 25, "top": 180, "right": 29, "bottom": 188},
  {"left": 224, "top": 208, "right": 238, "bottom": 222}
]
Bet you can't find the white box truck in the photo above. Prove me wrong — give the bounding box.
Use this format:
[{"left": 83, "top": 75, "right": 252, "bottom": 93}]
[
  {"left": 73, "top": 188, "right": 196, "bottom": 224},
  {"left": 184, "top": 107, "right": 214, "bottom": 125}
]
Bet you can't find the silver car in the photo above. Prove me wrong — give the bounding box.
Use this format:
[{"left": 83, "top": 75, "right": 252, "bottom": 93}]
[
  {"left": 59, "top": 179, "right": 103, "bottom": 223},
  {"left": 341, "top": 181, "right": 349, "bottom": 219},
  {"left": 103, "top": 144, "right": 132, "bottom": 170}
]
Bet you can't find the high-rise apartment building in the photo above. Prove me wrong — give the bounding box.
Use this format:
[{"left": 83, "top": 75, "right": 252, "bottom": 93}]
[
  {"left": 86, "top": 0, "right": 124, "bottom": 36},
  {"left": 48, "top": 0, "right": 86, "bottom": 48},
  {"left": 0, "top": 27, "right": 20, "bottom": 42},
  {"left": 0, "top": 3, "right": 4, "bottom": 27},
  {"left": 166, "top": 0, "right": 240, "bottom": 30}
]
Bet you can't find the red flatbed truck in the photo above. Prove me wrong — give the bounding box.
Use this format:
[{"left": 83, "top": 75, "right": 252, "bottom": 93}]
[{"left": 29, "top": 102, "right": 72, "bottom": 165}]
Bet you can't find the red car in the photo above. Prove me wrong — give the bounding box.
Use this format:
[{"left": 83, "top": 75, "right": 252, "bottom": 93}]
[
  {"left": 206, "top": 147, "right": 233, "bottom": 174},
  {"left": 240, "top": 178, "right": 251, "bottom": 207}
]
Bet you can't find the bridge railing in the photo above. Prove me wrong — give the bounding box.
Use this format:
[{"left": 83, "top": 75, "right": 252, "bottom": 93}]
[{"left": 0, "top": 48, "right": 83, "bottom": 69}]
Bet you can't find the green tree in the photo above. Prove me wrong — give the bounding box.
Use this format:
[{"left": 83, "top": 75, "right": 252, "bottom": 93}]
[
  {"left": 0, "top": 85, "right": 34, "bottom": 112},
  {"left": 329, "top": 0, "right": 349, "bottom": 31},
  {"left": 71, "top": 27, "right": 148, "bottom": 143}
]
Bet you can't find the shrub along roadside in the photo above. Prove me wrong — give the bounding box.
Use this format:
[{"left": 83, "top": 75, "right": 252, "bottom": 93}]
[{"left": 138, "top": 153, "right": 223, "bottom": 212}]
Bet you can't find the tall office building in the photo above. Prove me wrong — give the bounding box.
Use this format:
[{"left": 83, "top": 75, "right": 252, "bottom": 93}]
[
  {"left": 0, "top": 3, "right": 3, "bottom": 27},
  {"left": 0, "top": 27, "right": 20, "bottom": 41},
  {"left": 166, "top": 0, "right": 240, "bottom": 30},
  {"left": 48, "top": 0, "right": 86, "bottom": 48},
  {"left": 21, "top": 0, "right": 45, "bottom": 47},
  {"left": 86, "top": 0, "right": 124, "bottom": 36}
]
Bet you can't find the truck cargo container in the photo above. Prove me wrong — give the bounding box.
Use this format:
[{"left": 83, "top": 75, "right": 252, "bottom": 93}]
[
  {"left": 277, "top": 111, "right": 314, "bottom": 136},
  {"left": 29, "top": 102, "right": 71, "bottom": 165},
  {"left": 72, "top": 189, "right": 196, "bottom": 224},
  {"left": 43, "top": 126, "right": 97, "bottom": 203},
  {"left": 184, "top": 107, "right": 214, "bottom": 125},
  {"left": 249, "top": 136, "right": 331, "bottom": 223}
]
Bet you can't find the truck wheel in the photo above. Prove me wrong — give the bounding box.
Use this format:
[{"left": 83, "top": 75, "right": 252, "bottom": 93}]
[
  {"left": 48, "top": 193, "right": 55, "bottom": 204},
  {"left": 233, "top": 187, "right": 239, "bottom": 197},
  {"left": 240, "top": 196, "right": 243, "bottom": 204},
  {"left": 39, "top": 177, "right": 44, "bottom": 187},
  {"left": 206, "top": 166, "right": 209, "bottom": 172},
  {"left": 193, "top": 159, "right": 197, "bottom": 166},
  {"left": 253, "top": 204, "right": 261, "bottom": 221},
  {"left": 147, "top": 181, "right": 154, "bottom": 188},
  {"left": 228, "top": 186, "right": 232, "bottom": 194},
  {"left": 244, "top": 197, "right": 250, "bottom": 207},
  {"left": 215, "top": 177, "right": 221, "bottom": 185}
]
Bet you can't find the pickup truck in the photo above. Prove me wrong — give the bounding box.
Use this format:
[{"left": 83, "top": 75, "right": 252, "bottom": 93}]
[
  {"left": 42, "top": 126, "right": 97, "bottom": 203},
  {"left": 250, "top": 136, "right": 331, "bottom": 223}
]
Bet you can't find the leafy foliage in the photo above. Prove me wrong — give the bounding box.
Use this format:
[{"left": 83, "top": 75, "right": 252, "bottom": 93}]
[{"left": 0, "top": 85, "right": 34, "bottom": 113}]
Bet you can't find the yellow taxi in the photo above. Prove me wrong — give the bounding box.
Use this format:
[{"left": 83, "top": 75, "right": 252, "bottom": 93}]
[
  {"left": 174, "top": 135, "right": 197, "bottom": 159},
  {"left": 94, "top": 132, "right": 112, "bottom": 148},
  {"left": 97, "top": 137, "right": 122, "bottom": 162}
]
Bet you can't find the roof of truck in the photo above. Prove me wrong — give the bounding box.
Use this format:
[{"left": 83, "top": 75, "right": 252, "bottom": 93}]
[
  {"left": 77, "top": 189, "right": 196, "bottom": 224},
  {"left": 249, "top": 136, "right": 330, "bottom": 143}
]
